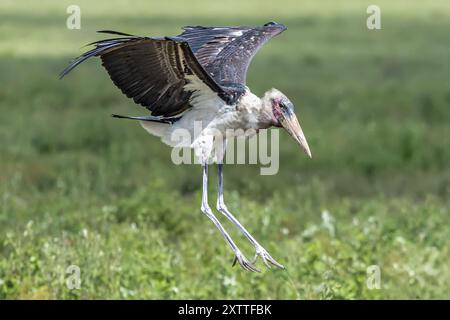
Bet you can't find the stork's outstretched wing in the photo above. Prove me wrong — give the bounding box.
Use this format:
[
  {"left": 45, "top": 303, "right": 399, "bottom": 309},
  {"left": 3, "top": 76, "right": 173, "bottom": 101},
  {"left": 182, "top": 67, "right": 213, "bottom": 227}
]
[
  {"left": 60, "top": 34, "right": 236, "bottom": 117},
  {"left": 60, "top": 22, "right": 286, "bottom": 117},
  {"left": 178, "top": 21, "right": 287, "bottom": 86}
]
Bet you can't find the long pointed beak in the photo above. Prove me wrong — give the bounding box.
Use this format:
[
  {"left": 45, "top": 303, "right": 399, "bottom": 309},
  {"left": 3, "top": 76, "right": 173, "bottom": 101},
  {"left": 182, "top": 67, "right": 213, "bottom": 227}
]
[{"left": 280, "top": 112, "right": 312, "bottom": 158}]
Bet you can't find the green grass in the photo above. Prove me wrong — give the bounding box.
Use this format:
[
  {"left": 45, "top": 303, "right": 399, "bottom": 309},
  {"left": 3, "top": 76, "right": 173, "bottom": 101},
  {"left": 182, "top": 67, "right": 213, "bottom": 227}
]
[{"left": 0, "top": 0, "right": 449, "bottom": 299}]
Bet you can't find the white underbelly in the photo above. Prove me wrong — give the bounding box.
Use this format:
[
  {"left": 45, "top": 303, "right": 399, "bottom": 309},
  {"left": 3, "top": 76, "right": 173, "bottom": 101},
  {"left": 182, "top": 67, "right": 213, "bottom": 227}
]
[{"left": 141, "top": 89, "right": 263, "bottom": 163}]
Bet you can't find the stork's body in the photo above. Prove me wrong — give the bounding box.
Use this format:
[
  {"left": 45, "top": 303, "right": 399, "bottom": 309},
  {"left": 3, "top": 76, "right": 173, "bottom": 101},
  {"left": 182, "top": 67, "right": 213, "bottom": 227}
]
[
  {"left": 141, "top": 87, "right": 273, "bottom": 162},
  {"left": 61, "top": 22, "right": 311, "bottom": 272}
]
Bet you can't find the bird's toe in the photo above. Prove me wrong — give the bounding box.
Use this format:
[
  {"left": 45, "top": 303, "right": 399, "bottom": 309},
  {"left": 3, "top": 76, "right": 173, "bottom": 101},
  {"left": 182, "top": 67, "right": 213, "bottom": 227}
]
[
  {"left": 232, "top": 252, "right": 260, "bottom": 272},
  {"left": 254, "top": 247, "right": 285, "bottom": 270}
]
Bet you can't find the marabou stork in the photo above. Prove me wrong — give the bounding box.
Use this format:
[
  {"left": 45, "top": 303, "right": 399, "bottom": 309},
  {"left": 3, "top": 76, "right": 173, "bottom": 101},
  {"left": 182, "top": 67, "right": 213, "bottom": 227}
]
[{"left": 61, "top": 21, "right": 311, "bottom": 272}]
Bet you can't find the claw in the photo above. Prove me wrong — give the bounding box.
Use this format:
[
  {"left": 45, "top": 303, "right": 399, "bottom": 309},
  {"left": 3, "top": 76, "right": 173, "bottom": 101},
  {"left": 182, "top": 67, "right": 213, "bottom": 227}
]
[
  {"left": 252, "top": 247, "right": 284, "bottom": 269},
  {"left": 232, "top": 251, "right": 260, "bottom": 272}
]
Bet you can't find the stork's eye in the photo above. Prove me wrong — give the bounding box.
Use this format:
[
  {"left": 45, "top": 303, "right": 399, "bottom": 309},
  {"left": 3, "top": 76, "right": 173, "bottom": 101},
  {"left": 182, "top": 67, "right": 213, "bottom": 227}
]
[{"left": 264, "top": 21, "right": 277, "bottom": 27}]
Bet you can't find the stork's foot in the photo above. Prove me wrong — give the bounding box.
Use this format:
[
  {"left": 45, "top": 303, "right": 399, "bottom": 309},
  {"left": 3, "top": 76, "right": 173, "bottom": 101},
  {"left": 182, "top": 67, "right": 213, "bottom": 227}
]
[
  {"left": 232, "top": 251, "right": 260, "bottom": 272},
  {"left": 252, "top": 246, "right": 285, "bottom": 269}
]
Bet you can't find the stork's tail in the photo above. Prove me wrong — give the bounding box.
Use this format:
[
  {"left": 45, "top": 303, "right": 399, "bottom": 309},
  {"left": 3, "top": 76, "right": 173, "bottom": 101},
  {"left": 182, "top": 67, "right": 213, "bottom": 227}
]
[{"left": 112, "top": 114, "right": 180, "bottom": 124}]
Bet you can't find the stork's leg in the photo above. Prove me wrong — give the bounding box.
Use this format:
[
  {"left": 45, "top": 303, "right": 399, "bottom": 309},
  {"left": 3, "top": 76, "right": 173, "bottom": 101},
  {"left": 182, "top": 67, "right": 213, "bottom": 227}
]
[
  {"left": 200, "top": 163, "right": 259, "bottom": 272},
  {"left": 217, "top": 162, "right": 284, "bottom": 269}
]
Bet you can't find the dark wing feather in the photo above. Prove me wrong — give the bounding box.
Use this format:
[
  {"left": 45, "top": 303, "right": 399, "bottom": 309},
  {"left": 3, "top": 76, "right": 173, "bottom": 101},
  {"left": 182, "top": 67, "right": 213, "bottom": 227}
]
[
  {"left": 178, "top": 26, "right": 252, "bottom": 66},
  {"left": 60, "top": 23, "right": 286, "bottom": 116},
  {"left": 178, "top": 22, "right": 287, "bottom": 86},
  {"left": 60, "top": 32, "right": 232, "bottom": 117}
]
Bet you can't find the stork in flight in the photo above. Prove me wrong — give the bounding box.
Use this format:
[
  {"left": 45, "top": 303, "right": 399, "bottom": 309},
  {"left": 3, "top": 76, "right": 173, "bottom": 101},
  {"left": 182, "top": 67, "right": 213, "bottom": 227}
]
[{"left": 61, "top": 22, "right": 311, "bottom": 272}]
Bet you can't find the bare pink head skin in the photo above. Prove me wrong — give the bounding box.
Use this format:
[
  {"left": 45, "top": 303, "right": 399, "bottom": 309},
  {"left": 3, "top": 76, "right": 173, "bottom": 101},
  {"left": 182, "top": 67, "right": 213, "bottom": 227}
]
[{"left": 261, "top": 88, "right": 312, "bottom": 158}]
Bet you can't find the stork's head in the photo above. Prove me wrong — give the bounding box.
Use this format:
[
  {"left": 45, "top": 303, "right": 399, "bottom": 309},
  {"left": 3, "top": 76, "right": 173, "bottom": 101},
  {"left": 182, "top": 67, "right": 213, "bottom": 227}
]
[{"left": 263, "top": 88, "right": 312, "bottom": 158}]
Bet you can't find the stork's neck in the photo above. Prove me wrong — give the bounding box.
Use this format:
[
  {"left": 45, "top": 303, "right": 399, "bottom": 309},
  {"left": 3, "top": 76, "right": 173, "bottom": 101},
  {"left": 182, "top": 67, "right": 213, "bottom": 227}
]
[
  {"left": 237, "top": 88, "right": 277, "bottom": 129},
  {"left": 236, "top": 89, "right": 272, "bottom": 129}
]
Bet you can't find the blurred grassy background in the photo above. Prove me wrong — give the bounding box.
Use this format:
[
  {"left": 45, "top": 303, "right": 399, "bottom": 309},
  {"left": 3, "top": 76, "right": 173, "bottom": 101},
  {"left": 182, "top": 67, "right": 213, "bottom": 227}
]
[{"left": 0, "top": 0, "right": 449, "bottom": 299}]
